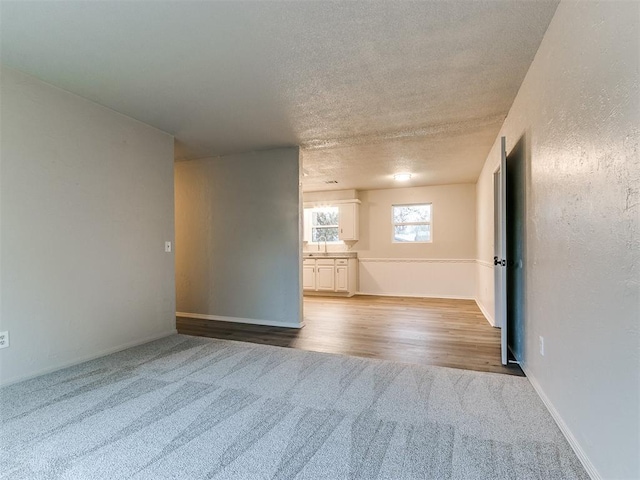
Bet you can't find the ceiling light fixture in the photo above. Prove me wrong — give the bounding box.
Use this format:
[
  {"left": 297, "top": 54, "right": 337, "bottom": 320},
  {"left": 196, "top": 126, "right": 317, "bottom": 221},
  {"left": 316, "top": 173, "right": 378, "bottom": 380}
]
[{"left": 394, "top": 173, "right": 412, "bottom": 182}]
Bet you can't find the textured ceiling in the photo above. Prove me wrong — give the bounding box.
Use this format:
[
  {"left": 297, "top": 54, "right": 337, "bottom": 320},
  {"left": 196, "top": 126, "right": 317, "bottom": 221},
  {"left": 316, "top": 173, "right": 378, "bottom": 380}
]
[{"left": 0, "top": 1, "right": 558, "bottom": 191}]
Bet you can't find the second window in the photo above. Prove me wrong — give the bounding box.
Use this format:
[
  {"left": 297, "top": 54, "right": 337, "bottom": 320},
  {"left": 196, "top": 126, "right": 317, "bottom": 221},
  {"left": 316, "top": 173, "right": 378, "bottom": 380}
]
[{"left": 392, "top": 203, "right": 432, "bottom": 243}]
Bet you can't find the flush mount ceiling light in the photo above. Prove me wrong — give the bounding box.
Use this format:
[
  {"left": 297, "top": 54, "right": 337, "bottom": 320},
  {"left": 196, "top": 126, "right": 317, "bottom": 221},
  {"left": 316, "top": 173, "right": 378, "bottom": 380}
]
[{"left": 393, "top": 173, "right": 412, "bottom": 182}]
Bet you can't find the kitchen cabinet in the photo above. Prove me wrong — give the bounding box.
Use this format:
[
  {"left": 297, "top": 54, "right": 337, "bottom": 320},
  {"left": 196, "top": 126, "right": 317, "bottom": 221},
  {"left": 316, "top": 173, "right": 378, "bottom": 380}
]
[
  {"left": 316, "top": 261, "right": 335, "bottom": 291},
  {"left": 302, "top": 256, "right": 358, "bottom": 297},
  {"left": 338, "top": 203, "right": 359, "bottom": 241},
  {"left": 302, "top": 260, "right": 316, "bottom": 290},
  {"left": 335, "top": 265, "right": 348, "bottom": 292}
]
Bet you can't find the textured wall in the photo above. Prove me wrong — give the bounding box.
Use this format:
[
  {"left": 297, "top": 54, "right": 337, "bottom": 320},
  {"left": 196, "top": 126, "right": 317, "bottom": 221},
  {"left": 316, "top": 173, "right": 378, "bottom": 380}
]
[
  {"left": 0, "top": 68, "right": 176, "bottom": 385},
  {"left": 175, "top": 149, "right": 301, "bottom": 327},
  {"left": 475, "top": 2, "right": 639, "bottom": 478}
]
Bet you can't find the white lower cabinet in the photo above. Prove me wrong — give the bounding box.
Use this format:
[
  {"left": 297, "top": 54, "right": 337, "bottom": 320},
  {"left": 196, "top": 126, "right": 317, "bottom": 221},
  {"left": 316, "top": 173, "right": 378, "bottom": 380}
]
[
  {"left": 302, "top": 262, "right": 316, "bottom": 290},
  {"left": 335, "top": 266, "right": 348, "bottom": 292},
  {"left": 316, "top": 262, "right": 335, "bottom": 291},
  {"left": 303, "top": 257, "right": 357, "bottom": 296}
]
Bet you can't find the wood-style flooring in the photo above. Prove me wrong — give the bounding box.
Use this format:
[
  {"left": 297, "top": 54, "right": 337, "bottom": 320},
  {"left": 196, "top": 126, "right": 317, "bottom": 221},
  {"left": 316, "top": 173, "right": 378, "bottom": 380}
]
[{"left": 177, "top": 295, "right": 524, "bottom": 376}]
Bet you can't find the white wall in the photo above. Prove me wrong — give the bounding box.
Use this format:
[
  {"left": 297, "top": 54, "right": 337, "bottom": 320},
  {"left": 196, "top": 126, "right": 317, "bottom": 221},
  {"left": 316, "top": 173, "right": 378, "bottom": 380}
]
[
  {"left": 0, "top": 68, "right": 176, "bottom": 386},
  {"left": 304, "top": 184, "right": 477, "bottom": 299},
  {"left": 475, "top": 2, "right": 639, "bottom": 478},
  {"left": 175, "top": 148, "right": 302, "bottom": 328}
]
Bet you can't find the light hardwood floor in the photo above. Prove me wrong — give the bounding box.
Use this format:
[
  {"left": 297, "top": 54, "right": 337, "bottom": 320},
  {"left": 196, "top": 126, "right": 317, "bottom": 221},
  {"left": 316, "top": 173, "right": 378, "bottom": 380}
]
[{"left": 177, "top": 295, "right": 524, "bottom": 376}]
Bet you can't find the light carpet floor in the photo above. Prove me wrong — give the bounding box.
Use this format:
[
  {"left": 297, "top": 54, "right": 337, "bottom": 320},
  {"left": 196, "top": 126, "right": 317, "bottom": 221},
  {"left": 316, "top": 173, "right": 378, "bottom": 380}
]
[{"left": 0, "top": 335, "right": 587, "bottom": 480}]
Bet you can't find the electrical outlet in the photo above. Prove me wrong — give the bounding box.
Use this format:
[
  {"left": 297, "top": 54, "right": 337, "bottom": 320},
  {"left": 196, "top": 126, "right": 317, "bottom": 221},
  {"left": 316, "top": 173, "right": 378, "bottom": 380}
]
[
  {"left": 539, "top": 336, "right": 544, "bottom": 356},
  {"left": 0, "top": 331, "right": 9, "bottom": 349},
  {"left": 165, "top": 241, "right": 172, "bottom": 253}
]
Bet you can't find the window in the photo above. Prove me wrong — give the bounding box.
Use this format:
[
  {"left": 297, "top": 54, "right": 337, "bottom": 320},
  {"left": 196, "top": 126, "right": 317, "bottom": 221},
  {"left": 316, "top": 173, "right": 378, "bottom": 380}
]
[
  {"left": 392, "top": 203, "right": 432, "bottom": 242},
  {"left": 309, "top": 207, "right": 340, "bottom": 242}
]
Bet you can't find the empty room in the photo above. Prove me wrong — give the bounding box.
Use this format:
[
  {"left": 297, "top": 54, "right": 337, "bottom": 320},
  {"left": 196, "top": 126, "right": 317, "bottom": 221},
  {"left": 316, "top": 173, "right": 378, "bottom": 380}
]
[{"left": 0, "top": 1, "right": 638, "bottom": 480}]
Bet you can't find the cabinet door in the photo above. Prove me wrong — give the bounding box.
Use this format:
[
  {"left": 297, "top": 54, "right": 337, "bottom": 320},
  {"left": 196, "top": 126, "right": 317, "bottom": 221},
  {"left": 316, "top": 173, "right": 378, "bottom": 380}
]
[
  {"left": 302, "top": 264, "right": 316, "bottom": 290},
  {"left": 316, "top": 265, "right": 335, "bottom": 291},
  {"left": 335, "top": 266, "right": 348, "bottom": 292},
  {"left": 339, "top": 203, "right": 359, "bottom": 241}
]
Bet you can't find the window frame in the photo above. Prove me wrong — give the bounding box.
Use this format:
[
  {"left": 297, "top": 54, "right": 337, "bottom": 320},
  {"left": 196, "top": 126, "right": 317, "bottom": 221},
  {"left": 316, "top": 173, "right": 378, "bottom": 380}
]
[
  {"left": 391, "top": 203, "right": 433, "bottom": 244},
  {"left": 306, "top": 206, "right": 342, "bottom": 244}
]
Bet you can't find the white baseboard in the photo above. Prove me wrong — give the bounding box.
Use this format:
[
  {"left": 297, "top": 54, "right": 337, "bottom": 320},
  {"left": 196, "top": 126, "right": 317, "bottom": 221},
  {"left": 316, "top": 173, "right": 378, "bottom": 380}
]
[
  {"left": 176, "top": 312, "right": 303, "bottom": 329},
  {"left": 521, "top": 363, "right": 600, "bottom": 480},
  {"left": 0, "top": 329, "right": 178, "bottom": 388},
  {"left": 475, "top": 298, "right": 496, "bottom": 326},
  {"left": 355, "top": 292, "right": 475, "bottom": 300}
]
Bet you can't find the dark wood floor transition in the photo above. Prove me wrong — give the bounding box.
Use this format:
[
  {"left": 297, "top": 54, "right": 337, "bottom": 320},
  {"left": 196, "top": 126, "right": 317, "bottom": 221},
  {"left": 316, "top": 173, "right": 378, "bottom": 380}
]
[{"left": 177, "top": 295, "right": 524, "bottom": 376}]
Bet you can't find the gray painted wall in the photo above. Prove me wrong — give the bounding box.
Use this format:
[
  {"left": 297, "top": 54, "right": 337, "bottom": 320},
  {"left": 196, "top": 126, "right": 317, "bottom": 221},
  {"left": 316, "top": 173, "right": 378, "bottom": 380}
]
[
  {"left": 475, "top": 2, "right": 639, "bottom": 478},
  {"left": 0, "top": 68, "right": 176, "bottom": 385},
  {"left": 175, "top": 149, "right": 302, "bottom": 327}
]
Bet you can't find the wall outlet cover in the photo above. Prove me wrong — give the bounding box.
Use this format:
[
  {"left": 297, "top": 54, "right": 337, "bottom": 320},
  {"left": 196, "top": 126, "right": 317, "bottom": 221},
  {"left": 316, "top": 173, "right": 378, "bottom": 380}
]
[{"left": 0, "top": 331, "right": 9, "bottom": 349}]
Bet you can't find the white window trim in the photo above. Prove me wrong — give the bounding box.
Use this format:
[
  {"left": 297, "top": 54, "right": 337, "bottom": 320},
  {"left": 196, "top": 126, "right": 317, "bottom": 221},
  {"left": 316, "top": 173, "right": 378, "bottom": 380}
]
[
  {"left": 391, "top": 203, "right": 433, "bottom": 243},
  {"left": 304, "top": 207, "right": 343, "bottom": 244}
]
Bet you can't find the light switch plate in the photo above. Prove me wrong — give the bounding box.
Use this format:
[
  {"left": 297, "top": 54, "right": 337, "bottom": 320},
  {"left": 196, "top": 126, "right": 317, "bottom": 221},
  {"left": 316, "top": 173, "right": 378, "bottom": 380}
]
[
  {"left": 0, "top": 331, "right": 9, "bottom": 349},
  {"left": 165, "top": 241, "right": 172, "bottom": 253}
]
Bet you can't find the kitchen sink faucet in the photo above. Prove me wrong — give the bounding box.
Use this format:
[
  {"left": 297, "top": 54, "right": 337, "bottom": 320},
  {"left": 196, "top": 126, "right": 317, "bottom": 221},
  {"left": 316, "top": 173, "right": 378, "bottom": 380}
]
[{"left": 317, "top": 237, "right": 328, "bottom": 253}]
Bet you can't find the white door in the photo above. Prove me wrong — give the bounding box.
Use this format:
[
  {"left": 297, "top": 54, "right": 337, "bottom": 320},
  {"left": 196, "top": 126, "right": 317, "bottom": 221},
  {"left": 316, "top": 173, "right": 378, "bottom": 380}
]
[
  {"left": 302, "top": 264, "right": 316, "bottom": 290},
  {"left": 335, "top": 266, "right": 348, "bottom": 292},
  {"left": 494, "top": 136, "right": 508, "bottom": 365},
  {"left": 316, "top": 265, "right": 335, "bottom": 291}
]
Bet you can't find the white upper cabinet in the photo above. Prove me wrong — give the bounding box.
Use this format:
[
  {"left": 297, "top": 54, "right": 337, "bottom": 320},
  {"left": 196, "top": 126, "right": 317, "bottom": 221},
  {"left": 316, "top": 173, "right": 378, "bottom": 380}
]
[{"left": 338, "top": 202, "right": 359, "bottom": 241}]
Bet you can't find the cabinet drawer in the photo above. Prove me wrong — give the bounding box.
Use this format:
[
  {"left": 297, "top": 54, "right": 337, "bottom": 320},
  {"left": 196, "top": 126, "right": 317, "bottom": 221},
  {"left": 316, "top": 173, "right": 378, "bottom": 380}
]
[
  {"left": 303, "top": 259, "right": 315, "bottom": 266},
  {"left": 335, "top": 259, "right": 348, "bottom": 266},
  {"left": 316, "top": 259, "right": 335, "bottom": 266}
]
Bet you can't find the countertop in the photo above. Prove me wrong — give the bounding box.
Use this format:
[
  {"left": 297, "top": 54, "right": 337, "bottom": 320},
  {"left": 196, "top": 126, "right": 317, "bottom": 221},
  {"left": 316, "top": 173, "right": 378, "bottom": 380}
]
[{"left": 303, "top": 252, "right": 357, "bottom": 259}]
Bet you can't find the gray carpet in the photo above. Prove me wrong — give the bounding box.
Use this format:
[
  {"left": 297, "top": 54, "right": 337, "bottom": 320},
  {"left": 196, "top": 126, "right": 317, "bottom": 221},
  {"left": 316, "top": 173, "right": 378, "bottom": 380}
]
[{"left": 0, "top": 335, "right": 587, "bottom": 480}]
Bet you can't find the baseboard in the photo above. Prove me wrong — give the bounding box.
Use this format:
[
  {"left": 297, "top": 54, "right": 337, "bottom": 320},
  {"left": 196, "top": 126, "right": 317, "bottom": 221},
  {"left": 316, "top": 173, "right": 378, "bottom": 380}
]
[
  {"left": 355, "top": 292, "right": 475, "bottom": 300},
  {"left": 0, "top": 329, "right": 178, "bottom": 388},
  {"left": 176, "top": 312, "right": 303, "bottom": 329},
  {"left": 475, "top": 298, "right": 496, "bottom": 326},
  {"left": 521, "top": 363, "right": 600, "bottom": 480},
  {"left": 303, "top": 291, "right": 354, "bottom": 298}
]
